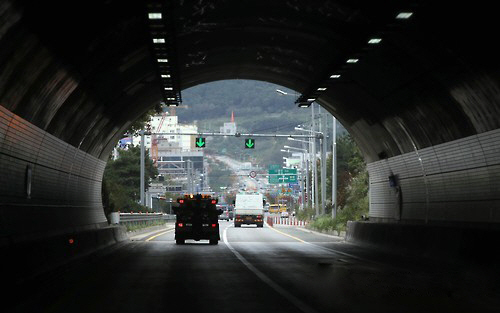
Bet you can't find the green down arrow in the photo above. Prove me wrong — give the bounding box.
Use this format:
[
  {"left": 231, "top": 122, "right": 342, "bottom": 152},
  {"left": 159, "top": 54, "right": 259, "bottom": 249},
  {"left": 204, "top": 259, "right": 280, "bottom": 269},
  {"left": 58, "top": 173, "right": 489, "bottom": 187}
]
[
  {"left": 245, "top": 139, "right": 255, "bottom": 149},
  {"left": 196, "top": 137, "right": 206, "bottom": 147}
]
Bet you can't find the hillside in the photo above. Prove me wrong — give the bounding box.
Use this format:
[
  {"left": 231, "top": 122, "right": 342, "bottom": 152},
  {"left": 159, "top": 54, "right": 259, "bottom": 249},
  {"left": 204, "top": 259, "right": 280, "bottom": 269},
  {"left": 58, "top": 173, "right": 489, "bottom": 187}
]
[{"left": 177, "top": 80, "right": 346, "bottom": 166}]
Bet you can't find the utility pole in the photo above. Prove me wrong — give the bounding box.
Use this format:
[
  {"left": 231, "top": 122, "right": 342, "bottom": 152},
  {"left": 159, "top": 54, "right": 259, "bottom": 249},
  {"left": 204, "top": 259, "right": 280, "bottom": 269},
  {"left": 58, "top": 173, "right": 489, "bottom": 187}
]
[
  {"left": 140, "top": 129, "right": 145, "bottom": 206},
  {"left": 332, "top": 116, "right": 337, "bottom": 219},
  {"left": 312, "top": 104, "right": 319, "bottom": 216},
  {"left": 320, "top": 109, "right": 327, "bottom": 215}
]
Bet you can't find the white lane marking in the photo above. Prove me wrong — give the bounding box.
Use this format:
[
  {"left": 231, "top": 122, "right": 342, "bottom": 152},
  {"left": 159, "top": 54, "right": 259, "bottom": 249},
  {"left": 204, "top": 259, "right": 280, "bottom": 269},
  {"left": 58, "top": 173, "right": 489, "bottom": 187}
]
[{"left": 223, "top": 227, "right": 319, "bottom": 313}]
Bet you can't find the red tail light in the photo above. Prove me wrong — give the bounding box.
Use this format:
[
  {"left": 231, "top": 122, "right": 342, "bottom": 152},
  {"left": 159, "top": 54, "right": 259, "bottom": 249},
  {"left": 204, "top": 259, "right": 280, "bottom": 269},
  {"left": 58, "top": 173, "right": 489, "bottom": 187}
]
[
  {"left": 178, "top": 222, "right": 184, "bottom": 227},
  {"left": 211, "top": 223, "right": 217, "bottom": 228},
  {"left": 178, "top": 199, "right": 184, "bottom": 204},
  {"left": 211, "top": 199, "right": 217, "bottom": 204},
  {"left": 257, "top": 215, "right": 262, "bottom": 219},
  {"left": 236, "top": 215, "right": 241, "bottom": 219}
]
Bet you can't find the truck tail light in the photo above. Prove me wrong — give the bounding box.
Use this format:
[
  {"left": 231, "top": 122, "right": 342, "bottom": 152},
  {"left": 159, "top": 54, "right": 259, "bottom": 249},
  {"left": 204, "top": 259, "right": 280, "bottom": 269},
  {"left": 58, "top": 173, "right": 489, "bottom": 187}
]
[
  {"left": 257, "top": 215, "right": 262, "bottom": 219},
  {"left": 236, "top": 215, "right": 241, "bottom": 219},
  {"left": 178, "top": 222, "right": 184, "bottom": 228},
  {"left": 211, "top": 223, "right": 217, "bottom": 228}
]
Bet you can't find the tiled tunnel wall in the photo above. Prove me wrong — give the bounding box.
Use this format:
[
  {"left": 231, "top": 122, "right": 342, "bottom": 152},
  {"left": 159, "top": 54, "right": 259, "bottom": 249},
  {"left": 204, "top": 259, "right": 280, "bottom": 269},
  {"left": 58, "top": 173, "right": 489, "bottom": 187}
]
[
  {"left": 368, "top": 128, "right": 500, "bottom": 224},
  {"left": 0, "top": 105, "right": 107, "bottom": 245}
]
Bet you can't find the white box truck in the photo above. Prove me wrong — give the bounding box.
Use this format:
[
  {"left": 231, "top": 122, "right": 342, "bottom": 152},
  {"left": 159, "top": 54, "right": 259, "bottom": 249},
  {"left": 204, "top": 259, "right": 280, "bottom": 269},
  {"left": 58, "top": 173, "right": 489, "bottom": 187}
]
[{"left": 234, "top": 193, "right": 264, "bottom": 227}]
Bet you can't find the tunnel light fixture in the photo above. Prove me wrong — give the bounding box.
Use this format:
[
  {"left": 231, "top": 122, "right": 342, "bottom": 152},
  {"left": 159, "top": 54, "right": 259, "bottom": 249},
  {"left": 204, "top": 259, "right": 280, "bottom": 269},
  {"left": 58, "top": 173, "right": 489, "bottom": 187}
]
[
  {"left": 297, "top": 102, "right": 311, "bottom": 108},
  {"left": 161, "top": 74, "right": 171, "bottom": 78},
  {"left": 153, "top": 38, "right": 166, "bottom": 43},
  {"left": 368, "top": 38, "right": 382, "bottom": 44},
  {"left": 317, "top": 87, "right": 327, "bottom": 91},
  {"left": 307, "top": 98, "right": 316, "bottom": 102},
  {"left": 396, "top": 12, "right": 413, "bottom": 19},
  {"left": 167, "top": 97, "right": 176, "bottom": 100},
  {"left": 346, "top": 59, "right": 359, "bottom": 63},
  {"left": 330, "top": 74, "right": 341, "bottom": 79},
  {"left": 148, "top": 13, "right": 162, "bottom": 19},
  {"left": 157, "top": 59, "right": 168, "bottom": 63},
  {"left": 164, "top": 87, "right": 173, "bottom": 90}
]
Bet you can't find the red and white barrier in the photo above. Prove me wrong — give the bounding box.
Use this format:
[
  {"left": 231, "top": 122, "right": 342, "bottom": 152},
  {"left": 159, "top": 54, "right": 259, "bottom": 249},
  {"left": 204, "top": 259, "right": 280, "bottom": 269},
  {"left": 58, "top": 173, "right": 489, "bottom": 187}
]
[{"left": 271, "top": 216, "right": 308, "bottom": 227}]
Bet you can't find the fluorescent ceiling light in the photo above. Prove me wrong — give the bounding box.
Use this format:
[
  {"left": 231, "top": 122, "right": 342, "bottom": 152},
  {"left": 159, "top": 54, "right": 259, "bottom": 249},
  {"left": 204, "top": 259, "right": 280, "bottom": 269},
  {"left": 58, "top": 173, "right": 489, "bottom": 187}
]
[
  {"left": 346, "top": 59, "right": 359, "bottom": 63},
  {"left": 153, "top": 38, "right": 166, "bottom": 43},
  {"left": 307, "top": 98, "right": 316, "bottom": 102},
  {"left": 157, "top": 59, "right": 168, "bottom": 62},
  {"left": 368, "top": 38, "right": 382, "bottom": 44},
  {"left": 164, "top": 87, "right": 173, "bottom": 90},
  {"left": 317, "top": 87, "right": 327, "bottom": 91},
  {"left": 396, "top": 12, "right": 413, "bottom": 19},
  {"left": 148, "top": 13, "right": 162, "bottom": 19},
  {"left": 167, "top": 97, "right": 176, "bottom": 100},
  {"left": 330, "top": 74, "right": 341, "bottom": 79},
  {"left": 161, "top": 74, "right": 171, "bottom": 78}
]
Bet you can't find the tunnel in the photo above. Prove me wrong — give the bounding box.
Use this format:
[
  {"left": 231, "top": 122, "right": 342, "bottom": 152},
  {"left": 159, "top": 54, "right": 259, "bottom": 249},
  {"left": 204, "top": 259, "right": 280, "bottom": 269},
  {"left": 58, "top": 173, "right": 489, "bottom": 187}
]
[{"left": 1, "top": 0, "right": 500, "bottom": 278}]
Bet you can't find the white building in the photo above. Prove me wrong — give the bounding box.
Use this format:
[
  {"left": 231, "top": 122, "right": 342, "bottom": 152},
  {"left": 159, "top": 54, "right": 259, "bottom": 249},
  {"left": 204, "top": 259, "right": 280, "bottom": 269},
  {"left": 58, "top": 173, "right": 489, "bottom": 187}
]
[
  {"left": 131, "top": 112, "right": 198, "bottom": 152},
  {"left": 220, "top": 111, "right": 237, "bottom": 135}
]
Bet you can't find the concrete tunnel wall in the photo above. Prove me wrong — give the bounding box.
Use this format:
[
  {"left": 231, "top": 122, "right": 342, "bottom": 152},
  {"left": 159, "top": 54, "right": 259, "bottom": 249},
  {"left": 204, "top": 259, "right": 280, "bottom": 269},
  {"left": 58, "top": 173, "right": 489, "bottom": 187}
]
[{"left": 1, "top": 0, "right": 500, "bottom": 260}]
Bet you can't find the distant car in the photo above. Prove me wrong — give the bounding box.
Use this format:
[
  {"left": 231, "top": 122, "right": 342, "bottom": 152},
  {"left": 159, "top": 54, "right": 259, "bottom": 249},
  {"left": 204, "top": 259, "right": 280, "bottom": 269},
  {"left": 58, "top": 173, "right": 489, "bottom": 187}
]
[
  {"left": 219, "top": 209, "right": 230, "bottom": 221},
  {"left": 280, "top": 211, "right": 289, "bottom": 218}
]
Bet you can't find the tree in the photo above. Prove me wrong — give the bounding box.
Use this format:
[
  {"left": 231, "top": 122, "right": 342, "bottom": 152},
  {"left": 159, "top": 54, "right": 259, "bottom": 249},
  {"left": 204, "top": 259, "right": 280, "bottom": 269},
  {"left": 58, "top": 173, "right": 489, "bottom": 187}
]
[{"left": 102, "top": 145, "right": 158, "bottom": 215}]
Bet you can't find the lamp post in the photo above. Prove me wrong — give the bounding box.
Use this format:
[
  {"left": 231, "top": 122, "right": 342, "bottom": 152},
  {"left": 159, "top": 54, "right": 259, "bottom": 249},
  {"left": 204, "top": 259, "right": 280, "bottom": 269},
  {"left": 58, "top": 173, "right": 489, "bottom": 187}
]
[
  {"left": 332, "top": 116, "right": 337, "bottom": 219},
  {"left": 140, "top": 129, "right": 145, "bottom": 206},
  {"left": 294, "top": 118, "right": 324, "bottom": 216},
  {"left": 282, "top": 146, "right": 307, "bottom": 211}
]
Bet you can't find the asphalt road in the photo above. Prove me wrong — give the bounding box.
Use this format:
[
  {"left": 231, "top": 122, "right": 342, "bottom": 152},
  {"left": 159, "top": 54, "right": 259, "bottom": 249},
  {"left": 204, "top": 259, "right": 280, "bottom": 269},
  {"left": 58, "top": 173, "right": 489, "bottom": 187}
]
[{"left": 6, "top": 222, "right": 500, "bottom": 313}]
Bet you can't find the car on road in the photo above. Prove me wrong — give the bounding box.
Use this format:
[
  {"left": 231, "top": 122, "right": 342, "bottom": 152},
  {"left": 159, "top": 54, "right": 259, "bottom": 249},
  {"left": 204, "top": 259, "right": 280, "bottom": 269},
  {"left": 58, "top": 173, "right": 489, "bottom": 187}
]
[
  {"left": 217, "top": 204, "right": 230, "bottom": 221},
  {"left": 280, "top": 211, "right": 289, "bottom": 218}
]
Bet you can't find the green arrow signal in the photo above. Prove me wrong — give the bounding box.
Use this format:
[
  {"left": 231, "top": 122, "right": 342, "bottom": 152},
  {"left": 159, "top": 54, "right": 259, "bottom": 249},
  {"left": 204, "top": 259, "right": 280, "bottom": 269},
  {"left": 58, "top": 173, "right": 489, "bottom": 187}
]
[
  {"left": 196, "top": 137, "right": 206, "bottom": 148},
  {"left": 245, "top": 138, "right": 255, "bottom": 149}
]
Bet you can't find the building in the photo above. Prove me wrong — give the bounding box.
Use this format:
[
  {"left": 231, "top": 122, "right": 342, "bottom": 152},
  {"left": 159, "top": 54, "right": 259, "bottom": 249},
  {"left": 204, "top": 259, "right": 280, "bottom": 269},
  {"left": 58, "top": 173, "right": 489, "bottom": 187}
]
[{"left": 220, "top": 111, "right": 237, "bottom": 135}]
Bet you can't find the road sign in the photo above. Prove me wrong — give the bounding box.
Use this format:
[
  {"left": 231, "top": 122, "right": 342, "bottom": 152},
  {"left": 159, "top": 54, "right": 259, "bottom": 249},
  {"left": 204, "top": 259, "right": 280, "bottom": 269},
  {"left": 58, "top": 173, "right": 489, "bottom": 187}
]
[
  {"left": 195, "top": 137, "right": 206, "bottom": 148},
  {"left": 245, "top": 138, "right": 255, "bottom": 149},
  {"left": 249, "top": 171, "right": 257, "bottom": 178},
  {"left": 268, "top": 174, "right": 298, "bottom": 184},
  {"left": 268, "top": 168, "right": 297, "bottom": 175}
]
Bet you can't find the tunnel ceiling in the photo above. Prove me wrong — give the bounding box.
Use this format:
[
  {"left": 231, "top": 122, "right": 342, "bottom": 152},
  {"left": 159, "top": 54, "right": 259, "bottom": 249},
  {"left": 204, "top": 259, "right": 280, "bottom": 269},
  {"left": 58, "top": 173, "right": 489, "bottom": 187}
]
[{"left": 1, "top": 0, "right": 500, "bottom": 162}]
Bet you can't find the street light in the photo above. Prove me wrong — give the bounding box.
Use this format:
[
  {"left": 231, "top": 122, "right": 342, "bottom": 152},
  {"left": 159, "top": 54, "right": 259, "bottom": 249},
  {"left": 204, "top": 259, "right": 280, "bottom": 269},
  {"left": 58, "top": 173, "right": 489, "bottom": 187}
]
[{"left": 288, "top": 137, "right": 309, "bottom": 144}]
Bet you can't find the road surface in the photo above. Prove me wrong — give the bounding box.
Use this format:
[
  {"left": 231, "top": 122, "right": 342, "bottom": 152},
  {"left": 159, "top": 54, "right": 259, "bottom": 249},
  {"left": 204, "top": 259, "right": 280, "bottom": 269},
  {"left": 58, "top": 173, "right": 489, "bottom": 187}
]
[{"left": 6, "top": 222, "right": 500, "bottom": 313}]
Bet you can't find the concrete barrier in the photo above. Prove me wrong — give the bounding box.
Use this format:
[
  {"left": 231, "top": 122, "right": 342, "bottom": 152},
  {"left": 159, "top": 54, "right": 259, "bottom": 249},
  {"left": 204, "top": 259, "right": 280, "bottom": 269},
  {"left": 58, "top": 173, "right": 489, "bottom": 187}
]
[
  {"left": 2, "top": 225, "right": 129, "bottom": 284},
  {"left": 346, "top": 221, "right": 500, "bottom": 265}
]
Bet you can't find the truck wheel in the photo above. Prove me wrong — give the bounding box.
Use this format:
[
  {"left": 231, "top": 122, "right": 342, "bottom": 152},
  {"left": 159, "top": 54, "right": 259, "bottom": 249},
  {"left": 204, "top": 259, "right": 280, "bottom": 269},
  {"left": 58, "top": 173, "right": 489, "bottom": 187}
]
[
  {"left": 257, "top": 224, "right": 264, "bottom": 228},
  {"left": 234, "top": 223, "right": 241, "bottom": 228},
  {"left": 176, "top": 239, "right": 185, "bottom": 245},
  {"left": 209, "top": 239, "right": 218, "bottom": 245}
]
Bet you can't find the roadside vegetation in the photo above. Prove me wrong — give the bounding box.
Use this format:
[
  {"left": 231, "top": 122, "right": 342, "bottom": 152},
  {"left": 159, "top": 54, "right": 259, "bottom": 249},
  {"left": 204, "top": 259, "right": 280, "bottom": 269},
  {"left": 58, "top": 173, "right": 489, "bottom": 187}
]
[
  {"left": 102, "top": 146, "right": 158, "bottom": 217},
  {"left": 297, "top": 134, "right": 369, "bottom": 235}
]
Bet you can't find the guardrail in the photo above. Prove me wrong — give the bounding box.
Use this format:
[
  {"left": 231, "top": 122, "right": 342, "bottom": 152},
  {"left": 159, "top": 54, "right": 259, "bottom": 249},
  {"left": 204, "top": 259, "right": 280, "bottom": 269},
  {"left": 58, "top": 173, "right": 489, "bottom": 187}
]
[{"left": 109, "top": 212, "right": 176, "bottom": 225}]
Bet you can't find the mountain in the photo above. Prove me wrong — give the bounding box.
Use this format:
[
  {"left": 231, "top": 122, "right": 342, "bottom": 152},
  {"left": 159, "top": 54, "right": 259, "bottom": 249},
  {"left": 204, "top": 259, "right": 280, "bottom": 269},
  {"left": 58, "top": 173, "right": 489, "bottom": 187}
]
[{"left": 176, "top": 80, "right": 345, "bottom": 166}]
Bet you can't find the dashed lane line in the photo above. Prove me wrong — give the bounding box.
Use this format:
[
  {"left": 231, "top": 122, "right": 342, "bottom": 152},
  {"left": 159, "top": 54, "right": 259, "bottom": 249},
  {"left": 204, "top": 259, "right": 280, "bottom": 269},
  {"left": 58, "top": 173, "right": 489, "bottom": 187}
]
[{"left": 223, "top": 226, "right": 319, "bottom": 313}]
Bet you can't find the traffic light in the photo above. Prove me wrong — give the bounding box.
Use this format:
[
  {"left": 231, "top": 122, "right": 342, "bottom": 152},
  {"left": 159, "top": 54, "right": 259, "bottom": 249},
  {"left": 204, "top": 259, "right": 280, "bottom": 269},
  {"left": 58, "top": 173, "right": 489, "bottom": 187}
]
[
  {"left": 195, "top": 137, "right": 206, "bottom": 148},
  {"left": 245, "top": 138, "right": 255, "bottom": 149}
]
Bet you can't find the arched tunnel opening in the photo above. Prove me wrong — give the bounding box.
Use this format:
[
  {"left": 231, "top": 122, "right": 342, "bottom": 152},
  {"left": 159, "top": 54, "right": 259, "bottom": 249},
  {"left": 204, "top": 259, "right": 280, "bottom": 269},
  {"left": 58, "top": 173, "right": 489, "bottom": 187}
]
[{"left": 2, "top": 0, "right": 500, "bottom": 311}]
